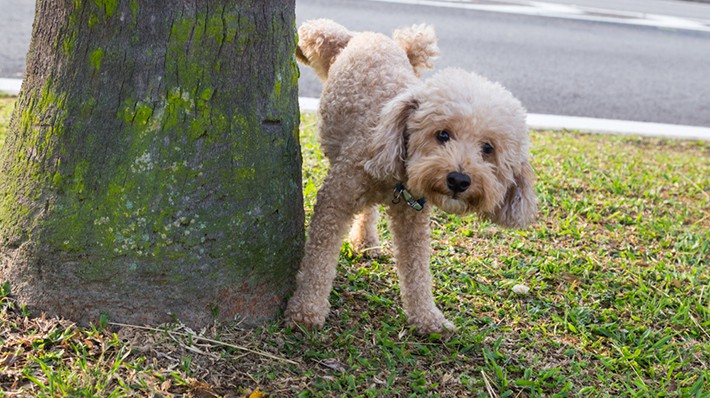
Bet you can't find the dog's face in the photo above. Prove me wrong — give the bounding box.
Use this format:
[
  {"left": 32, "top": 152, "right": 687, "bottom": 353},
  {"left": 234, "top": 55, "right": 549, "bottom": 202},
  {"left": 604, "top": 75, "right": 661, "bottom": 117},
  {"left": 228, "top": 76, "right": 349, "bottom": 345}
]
[{"left": 365, "top": 68, "right": 537, "bottom": 228}]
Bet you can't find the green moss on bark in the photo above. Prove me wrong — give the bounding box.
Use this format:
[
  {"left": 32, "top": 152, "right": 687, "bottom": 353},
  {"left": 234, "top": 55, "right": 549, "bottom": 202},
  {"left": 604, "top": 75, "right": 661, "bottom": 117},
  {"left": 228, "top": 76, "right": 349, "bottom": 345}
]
[
  {"left": 93, "top": 0, "right": 118, "bottom": 19},
  {"left": 89, "top": 48, "right": 104, "bottom": 71},
  {"left": 0, "top": 0, "right": 302, "bottom": 327}
]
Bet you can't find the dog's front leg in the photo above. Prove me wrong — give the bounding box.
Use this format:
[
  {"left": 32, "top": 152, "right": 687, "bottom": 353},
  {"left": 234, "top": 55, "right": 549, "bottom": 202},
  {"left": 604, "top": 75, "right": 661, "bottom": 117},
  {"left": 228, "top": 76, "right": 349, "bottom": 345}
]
[
  {"left": 285, "top": 171, "right": 357, "bottom": 330},
  {"left": 387, "top": 204, "right": 455, "bottom": 334}
]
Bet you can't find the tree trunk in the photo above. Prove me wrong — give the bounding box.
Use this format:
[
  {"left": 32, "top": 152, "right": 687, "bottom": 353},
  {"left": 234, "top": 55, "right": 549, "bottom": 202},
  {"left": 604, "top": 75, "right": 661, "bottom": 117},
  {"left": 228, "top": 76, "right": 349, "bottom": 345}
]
[{"left": 0, "top": 0, "right": 303, "bottom": 328}]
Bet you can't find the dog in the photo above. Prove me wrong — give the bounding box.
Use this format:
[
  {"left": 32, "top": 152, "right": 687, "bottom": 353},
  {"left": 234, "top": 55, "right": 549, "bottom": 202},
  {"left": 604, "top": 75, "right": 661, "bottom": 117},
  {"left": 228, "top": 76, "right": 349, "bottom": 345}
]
[{"left": 285, "top": 19, "right": 537, "bottom": 334}]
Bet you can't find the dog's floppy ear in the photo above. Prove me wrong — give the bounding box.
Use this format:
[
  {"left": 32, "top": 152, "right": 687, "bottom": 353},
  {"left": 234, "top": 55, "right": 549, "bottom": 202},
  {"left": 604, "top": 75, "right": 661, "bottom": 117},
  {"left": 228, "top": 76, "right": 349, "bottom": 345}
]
[
  {"left": 364, "top": 92, "right": 419, "bottom": 182},
  {"left": 488, "top": 160, "right": 538, "bottom": 228}
]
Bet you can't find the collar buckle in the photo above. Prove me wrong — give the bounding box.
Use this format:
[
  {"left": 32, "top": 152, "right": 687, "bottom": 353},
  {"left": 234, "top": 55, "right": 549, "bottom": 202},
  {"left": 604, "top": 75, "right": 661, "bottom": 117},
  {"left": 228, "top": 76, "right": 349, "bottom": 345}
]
[{"left": 393, "top": 183, "right": 426, "bottom": 211}]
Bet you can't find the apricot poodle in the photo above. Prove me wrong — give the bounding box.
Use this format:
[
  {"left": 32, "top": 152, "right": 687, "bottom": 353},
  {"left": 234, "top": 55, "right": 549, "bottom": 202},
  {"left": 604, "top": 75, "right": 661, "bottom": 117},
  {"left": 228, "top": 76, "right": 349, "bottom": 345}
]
[{"left": 286, "top": 19, "right": 537, "bottom": 334}]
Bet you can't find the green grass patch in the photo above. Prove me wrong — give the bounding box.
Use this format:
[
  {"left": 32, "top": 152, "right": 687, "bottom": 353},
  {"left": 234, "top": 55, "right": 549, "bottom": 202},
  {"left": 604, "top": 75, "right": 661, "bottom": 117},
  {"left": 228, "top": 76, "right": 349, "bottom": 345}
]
[
  {"left": 1, "top": 104, "right": 709, "bottom": 397},
  {"left": 0, "top": 97, "right": 14, "bottom": 149}
]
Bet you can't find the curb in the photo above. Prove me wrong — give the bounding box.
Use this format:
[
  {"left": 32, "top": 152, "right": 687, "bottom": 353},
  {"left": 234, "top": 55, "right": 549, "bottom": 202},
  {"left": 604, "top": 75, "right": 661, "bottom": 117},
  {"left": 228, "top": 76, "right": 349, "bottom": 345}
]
[
  {"left": 0, "top": 78, "right": 22, "bottom": 95},
  {"left": 2, "top": 80, "right": 708, "bottom": 141},
  {"left": 299, "top": 97, "right": 710, "bottom": 141},
  {"left": 526, "top": 114, "right": 710, "bottom": 141}
]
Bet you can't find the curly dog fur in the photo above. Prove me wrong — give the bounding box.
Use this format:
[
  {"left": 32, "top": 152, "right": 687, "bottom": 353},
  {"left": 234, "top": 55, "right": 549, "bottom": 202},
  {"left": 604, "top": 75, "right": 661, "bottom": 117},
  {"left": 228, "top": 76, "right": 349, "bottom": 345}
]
[{"left": 286, "top": 19, "right": 537, "bottom": 334}]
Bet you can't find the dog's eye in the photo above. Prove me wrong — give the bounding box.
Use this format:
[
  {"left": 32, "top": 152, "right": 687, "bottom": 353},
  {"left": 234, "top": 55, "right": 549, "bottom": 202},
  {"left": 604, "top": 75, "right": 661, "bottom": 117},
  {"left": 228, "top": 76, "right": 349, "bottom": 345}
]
[
  {"left": 436, "top": 130, "right": 450, "bottom": 143},
  {"left": 482, "top": 143, "right": 494, "bottom": 155}
]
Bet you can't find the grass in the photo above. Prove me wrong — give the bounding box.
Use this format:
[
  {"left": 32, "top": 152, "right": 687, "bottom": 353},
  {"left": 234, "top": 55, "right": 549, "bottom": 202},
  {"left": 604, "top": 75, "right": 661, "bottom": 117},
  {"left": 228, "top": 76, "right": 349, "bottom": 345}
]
[
  {"left": 0, "top": 97, "right": 14, "bottom": 148},
  {"left": 1, "top": 101, "right": 709, "bottom": 397}
]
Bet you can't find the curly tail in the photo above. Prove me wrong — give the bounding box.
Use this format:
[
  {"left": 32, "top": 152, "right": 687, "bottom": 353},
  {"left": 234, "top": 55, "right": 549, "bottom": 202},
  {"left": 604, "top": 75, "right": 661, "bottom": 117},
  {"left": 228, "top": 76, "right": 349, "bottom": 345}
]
[
  {"left": 296, "top": 19, "right": 354, "bottom": 82},
  {"left": 393, "top": 24, "right": 439, "bottom": 77}
]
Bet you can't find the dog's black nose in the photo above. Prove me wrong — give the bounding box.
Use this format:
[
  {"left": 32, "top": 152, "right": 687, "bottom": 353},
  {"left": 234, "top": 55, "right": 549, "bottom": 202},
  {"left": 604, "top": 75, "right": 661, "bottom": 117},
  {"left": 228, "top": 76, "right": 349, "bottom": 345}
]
[{"left": 447, "top": 172, "right": 471, "bottom": 193}]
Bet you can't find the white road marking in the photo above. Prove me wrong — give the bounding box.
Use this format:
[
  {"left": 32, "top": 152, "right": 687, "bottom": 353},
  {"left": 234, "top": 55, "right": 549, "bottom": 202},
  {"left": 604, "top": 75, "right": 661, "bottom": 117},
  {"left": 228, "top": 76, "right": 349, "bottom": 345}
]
[{"left": 364, "top": 0, "right": 710, "bottom": 33}]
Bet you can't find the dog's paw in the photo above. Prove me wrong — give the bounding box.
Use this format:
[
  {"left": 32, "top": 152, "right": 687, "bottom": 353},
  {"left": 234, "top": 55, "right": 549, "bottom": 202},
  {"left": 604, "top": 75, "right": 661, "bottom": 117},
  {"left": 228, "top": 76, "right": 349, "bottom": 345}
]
[
  {"left": 348, "top": 236, "right": 384, "bottom": 258},
  {"left": 415, "top": 318, "right": 456, "bottom": 335},
  {"left": 284, "top": 299, "right": 328, "bottom": 331},
  {"left": 284, "top": 312, "right": 324, "bottom": 331},
  {"left": 353, "top": 243, "right": 385, "bottom": 258},
  {"left": 408, "top": 310, "right": 456, "bottom": 335}
]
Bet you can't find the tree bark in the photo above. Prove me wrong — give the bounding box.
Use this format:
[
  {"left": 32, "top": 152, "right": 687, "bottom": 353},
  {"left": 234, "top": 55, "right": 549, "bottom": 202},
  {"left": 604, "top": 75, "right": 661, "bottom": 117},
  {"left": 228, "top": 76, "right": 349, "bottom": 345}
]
[{"left": 0, "top": 0, "right": 303, "bottom": 327}]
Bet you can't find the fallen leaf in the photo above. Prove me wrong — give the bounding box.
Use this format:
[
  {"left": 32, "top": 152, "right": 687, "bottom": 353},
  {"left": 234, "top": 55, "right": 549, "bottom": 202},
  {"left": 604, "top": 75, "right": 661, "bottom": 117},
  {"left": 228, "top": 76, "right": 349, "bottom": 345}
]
[
  {"left": 318, "top": 358, "right": 348, "bottom": 372},
  {"left": 247, "top": 387, "right": 266, "bottom": 398},
  {"left": 512, "top": 284, "right": 530, "bottom": 295}
]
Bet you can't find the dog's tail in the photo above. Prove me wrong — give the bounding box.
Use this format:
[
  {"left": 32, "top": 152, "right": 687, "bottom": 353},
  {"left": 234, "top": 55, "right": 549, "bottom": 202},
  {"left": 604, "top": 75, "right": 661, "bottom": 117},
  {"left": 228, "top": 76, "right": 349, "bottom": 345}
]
[
  {"left": 296, "top": 19, "right": 354, "bottom": 82},
  {"left": 393, "top": 24, "right": 439, "bottom": 77},
  {"left": 296, "top": 20, "right": 439, "bottom": 80}
]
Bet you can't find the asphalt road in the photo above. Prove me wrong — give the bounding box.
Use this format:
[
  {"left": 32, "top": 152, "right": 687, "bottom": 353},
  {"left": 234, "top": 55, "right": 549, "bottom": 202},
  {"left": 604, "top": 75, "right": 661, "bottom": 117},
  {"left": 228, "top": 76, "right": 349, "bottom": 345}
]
[
  {"left": 0, "top": 0, "right": 33, "bottom": 79},
  {"left": 2, "top": 0, "right": 709, "bottom": 127},
  {"left": 296, "top": 0, "right": 710, "bottom": 127}
]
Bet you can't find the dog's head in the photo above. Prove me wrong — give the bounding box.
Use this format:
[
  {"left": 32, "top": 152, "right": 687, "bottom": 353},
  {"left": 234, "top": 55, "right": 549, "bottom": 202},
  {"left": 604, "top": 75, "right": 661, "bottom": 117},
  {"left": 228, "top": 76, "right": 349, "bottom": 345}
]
[{"left": 364, "top": 68, "right": 537, "bottom": 228}]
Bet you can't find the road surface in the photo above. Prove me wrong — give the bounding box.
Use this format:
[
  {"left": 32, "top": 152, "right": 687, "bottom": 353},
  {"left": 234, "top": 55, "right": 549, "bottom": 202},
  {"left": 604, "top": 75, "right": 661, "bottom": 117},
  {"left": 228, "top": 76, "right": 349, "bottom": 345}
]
[
  {"left": 2, "top": 0, "right": 710, "bottom": 128},
  {"left": 296, "top": 0, "right": 710, "bottom": 127}
]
